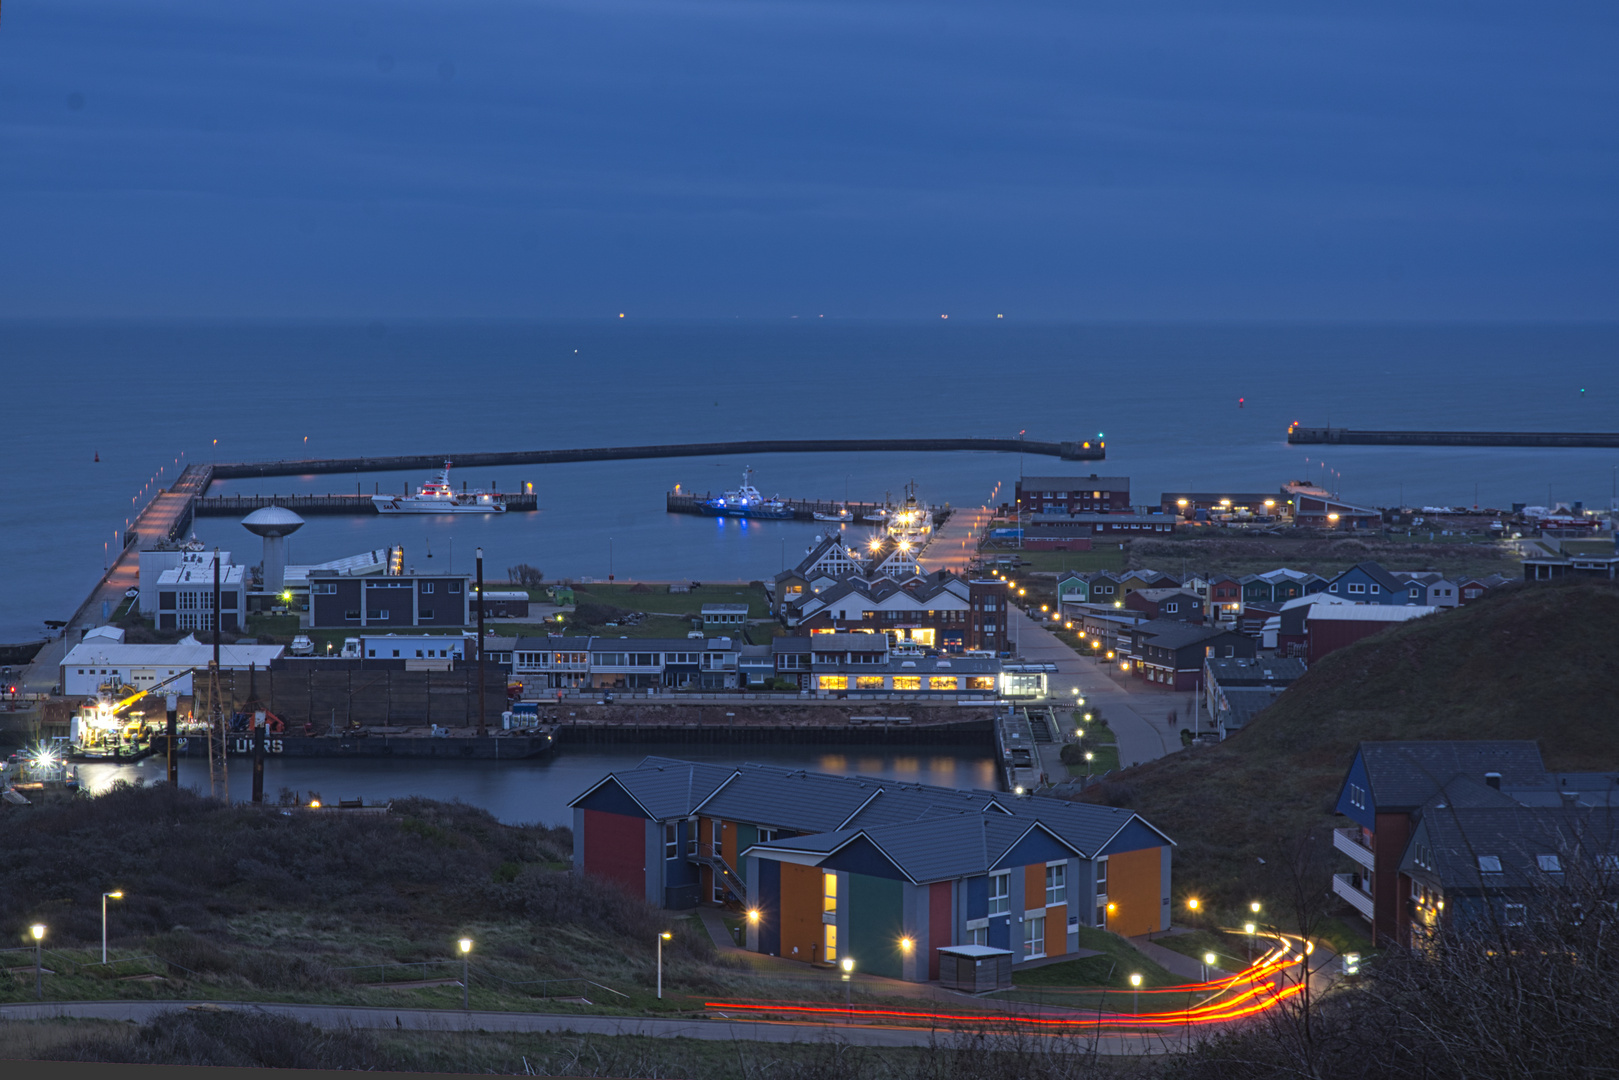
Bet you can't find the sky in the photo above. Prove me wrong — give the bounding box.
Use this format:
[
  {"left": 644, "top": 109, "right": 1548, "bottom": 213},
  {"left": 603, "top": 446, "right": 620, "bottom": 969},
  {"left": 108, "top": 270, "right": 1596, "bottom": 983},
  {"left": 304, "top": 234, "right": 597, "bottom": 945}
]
[{"left": 2, "top": 0, "right": 1616, "bottom": 320}]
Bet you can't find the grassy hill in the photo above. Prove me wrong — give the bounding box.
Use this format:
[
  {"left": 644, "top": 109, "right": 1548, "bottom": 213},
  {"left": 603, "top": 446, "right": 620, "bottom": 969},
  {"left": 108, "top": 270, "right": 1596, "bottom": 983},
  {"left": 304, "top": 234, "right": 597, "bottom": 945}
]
[{"left": 1080, "top": 579, "right": 1619, "bottom": 917}]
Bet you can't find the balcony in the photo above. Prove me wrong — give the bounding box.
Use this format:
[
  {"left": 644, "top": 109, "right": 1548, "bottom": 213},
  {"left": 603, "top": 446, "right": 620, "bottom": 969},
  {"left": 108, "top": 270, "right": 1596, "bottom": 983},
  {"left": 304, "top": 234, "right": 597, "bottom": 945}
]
[
  {"left": 1332, "top": 872, "right": 1375, "bottom": 921},
  {"left": 1333, "top": 827, "right": 1375, "bottom": 870}
]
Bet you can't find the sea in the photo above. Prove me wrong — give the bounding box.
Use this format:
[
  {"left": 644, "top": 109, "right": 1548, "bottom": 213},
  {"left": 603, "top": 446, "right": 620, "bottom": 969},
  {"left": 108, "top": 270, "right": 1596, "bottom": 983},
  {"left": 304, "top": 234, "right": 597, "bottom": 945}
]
[{"left": 5, "top": 319, "right": 1618, "bottom": 646}]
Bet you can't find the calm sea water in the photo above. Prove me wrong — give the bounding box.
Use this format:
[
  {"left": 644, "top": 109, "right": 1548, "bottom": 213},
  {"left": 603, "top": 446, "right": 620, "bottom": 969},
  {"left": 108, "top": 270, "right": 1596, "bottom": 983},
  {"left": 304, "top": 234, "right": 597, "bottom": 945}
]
[
  {"left": 71, "top": 744, "right": 1001, "bottom": 826},
  {"left": 5, "top": 320, "right": 1618, "bottom": 642}
]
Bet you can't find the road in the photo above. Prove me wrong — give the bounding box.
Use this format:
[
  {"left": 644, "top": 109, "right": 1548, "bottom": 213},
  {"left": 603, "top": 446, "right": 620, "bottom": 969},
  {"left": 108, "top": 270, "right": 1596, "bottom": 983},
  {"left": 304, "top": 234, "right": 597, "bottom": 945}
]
[
  {"left": 1006, "top": 608, "right": 1188, "bottom": 772},
  {"left": 0, "top": 999, "right": 1201, "bottom": 1055},
  {"left": 923, "top": 504, "right": 992, "bottom": 575}
]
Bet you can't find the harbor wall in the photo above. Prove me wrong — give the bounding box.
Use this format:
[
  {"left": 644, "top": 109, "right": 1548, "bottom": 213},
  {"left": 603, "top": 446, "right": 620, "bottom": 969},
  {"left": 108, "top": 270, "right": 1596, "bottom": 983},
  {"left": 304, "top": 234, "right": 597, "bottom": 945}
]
[{"left": 1288, "top": 427, "right": 1619, "bottom": 448}]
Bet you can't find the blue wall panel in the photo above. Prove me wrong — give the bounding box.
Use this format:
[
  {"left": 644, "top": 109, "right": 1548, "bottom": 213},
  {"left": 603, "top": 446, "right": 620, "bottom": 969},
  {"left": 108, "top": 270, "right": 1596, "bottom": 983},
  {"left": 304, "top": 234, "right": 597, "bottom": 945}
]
[
  {"left": 993, "top": 827, "right": 1073, "bottom": 870},
  {"left": 758, "top": 859, "right": 782, "bottom": 958},
  {"left": 575, "top": 779, "right": 650, "bottom": 819}
]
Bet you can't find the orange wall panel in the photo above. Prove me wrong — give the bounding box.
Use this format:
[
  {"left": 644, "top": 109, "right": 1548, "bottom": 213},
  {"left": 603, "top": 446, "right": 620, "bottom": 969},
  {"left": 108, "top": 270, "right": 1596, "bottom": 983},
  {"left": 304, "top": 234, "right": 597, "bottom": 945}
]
[
  {"left": 1044, "top": 904, "right": 1066, "bottom": 955},
  {"left": 1024, "top": 863, "right": 1045, "bottom": 909},
  {"left": 779, "top": 863, "right": 824, "bottom": 964},
  {"left": 1105, "top": 847, "right": 1162, "bottom": 937}
]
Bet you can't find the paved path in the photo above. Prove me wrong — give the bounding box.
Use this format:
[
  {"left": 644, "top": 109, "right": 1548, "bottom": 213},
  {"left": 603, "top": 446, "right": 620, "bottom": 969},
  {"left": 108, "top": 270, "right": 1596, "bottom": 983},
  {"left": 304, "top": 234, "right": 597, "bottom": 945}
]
[
  {"left": 1128, "top": 934, "right": 1227, "bottom": 983},
  {"left": 924, "top": 505, "right": 991, "bottom": 575},
  {"left": 0, "top": 999, "right": 1196, "bottom": 1055},
  {"left": 1007, "top": 609, "right": 1187, "bottom": 770}
]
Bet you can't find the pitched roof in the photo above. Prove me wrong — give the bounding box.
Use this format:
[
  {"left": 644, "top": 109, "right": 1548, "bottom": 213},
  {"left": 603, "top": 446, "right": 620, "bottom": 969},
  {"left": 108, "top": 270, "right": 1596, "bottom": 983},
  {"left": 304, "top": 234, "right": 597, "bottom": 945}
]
[
  {"left": 1357, "top": 741, "right": 1548, "bottom": 812},
  {"left": 1205, "top": 656, "right": 1307, "bottom": 686},
  {"left": 1216, "top": 687, "right": 1286, "bottom": 730},
  {"left": 568, "top": 758, "right": 736, "bottom": 819},
  {"left": 1306, "top": 605, "right": 1436, "bottom": 623},
  {"left": 1335, "top": 561, "right": 1406, "bottom": 593},
  {"left": 1402, "top": 806, "right": 1619, "bottom": 891}
]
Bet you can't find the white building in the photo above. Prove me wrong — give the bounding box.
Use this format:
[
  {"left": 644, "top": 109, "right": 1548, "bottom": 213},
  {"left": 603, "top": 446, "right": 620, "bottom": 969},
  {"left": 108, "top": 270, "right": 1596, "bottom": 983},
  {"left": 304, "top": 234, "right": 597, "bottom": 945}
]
[
  {"left": 361, "top": 634, "right": 467, "bottom": 661},
  {"left": 60, "top": 636, "right": 285, "bottom": 697},
  {"left": 150, "top": 550, "right": 249, "bottom": 632}
]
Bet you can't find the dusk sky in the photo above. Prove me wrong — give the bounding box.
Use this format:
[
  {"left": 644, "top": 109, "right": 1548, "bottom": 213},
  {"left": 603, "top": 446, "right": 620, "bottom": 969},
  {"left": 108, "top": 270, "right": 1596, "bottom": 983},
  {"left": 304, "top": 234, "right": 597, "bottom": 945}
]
[{"left": 3, "top": 0, "right": 1616, "bottom": 320}]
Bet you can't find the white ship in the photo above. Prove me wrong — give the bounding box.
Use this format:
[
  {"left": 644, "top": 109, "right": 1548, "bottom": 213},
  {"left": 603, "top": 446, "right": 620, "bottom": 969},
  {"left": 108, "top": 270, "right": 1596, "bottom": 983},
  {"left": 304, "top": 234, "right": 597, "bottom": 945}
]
[{"left": 372, "top": 461, "right": 507, "bottom": 514}]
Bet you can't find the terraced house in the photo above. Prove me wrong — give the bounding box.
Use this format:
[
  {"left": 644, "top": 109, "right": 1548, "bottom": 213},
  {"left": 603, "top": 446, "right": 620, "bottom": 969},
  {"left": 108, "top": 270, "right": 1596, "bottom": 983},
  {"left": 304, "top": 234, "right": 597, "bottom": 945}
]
[{"left": 571, "top": 758, "right": 1175, "bottom": 982}]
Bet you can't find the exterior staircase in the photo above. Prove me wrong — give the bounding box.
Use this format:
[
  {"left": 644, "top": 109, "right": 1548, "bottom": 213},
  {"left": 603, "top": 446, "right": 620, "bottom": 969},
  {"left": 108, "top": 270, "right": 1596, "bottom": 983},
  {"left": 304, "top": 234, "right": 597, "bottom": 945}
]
[{"left": 690, "top": 842, "right": 748, "bottom": 906}]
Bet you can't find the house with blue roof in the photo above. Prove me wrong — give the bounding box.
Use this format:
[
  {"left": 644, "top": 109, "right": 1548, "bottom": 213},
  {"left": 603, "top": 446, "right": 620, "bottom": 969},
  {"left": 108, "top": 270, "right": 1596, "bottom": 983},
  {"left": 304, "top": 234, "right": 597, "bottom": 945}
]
[
  {"left": 570, "top": 757, "right": 1175, "bottom": 982},
  {"left": 1322, "top": 562, "right": 1409, "bottom": 605}
]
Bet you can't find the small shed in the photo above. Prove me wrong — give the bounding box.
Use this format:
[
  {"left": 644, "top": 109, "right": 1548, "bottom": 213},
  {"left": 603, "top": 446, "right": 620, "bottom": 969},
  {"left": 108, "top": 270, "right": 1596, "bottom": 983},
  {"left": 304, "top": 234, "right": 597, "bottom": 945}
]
[{"left": 935, "top": 945, "right": 1013, "bottom": 993}]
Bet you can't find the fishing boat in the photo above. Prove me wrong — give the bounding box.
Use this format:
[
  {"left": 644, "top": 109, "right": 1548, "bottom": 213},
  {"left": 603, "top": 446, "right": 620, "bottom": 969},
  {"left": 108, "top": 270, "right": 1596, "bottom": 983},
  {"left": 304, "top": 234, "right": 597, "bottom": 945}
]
[
  {"left": 372, "top": 461, "right": 507, "bottom": 514},
  {"left": 813, "top": 505, "right": 853, "bottom": 523},
  {"left": 700, "top": 468, "right": 795, "bottom": 519}
]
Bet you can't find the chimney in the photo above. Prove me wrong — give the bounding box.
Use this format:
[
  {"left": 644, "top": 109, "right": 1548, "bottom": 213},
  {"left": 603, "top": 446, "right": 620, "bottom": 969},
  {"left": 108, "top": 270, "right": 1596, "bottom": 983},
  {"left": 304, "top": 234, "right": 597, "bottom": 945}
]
[
  {"left": 1560, "top": 791, "right": 1579, "bottom": 808},
  {"left": 1485, "top": 772, "right": 1502, "bottom": 790}
]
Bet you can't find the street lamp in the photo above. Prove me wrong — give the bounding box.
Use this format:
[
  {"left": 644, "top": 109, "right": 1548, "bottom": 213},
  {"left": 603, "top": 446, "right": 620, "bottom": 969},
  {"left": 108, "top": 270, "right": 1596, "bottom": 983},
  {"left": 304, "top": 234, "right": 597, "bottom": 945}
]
[
  {"left": 1085, "top": 751, "right": 1094, "bottom": 777},
  {"left": 102, "top": 890, "right": 123, "bottom": 964},
  {"left": 1244, "top": 922, "right": 1257, "bottom": 963},
  {"left": 1250, "top": 901, "right": 1262, "bottom": 915},
  {"left": 657, "top": 931, "right": 672, "bottom": 999},
  {"left": 458, "top": 937, "right": 473, "bottom": 1010},
  {"left": 30, "top": 923, "right": 45, "bottom": 1000},
  {"left": 1202, "top": 951, "right": 1217, "bottom": 982},
  {"left": 841, "top": 956, "right": 855, "bottom": 1019},
  {"left": 1129, "top": 972, "right": 1142, "bottom": 1014}
]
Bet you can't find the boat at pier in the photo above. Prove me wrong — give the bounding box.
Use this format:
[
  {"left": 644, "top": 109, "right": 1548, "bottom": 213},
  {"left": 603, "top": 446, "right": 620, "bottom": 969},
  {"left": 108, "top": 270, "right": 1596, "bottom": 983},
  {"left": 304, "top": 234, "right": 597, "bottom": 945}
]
[
  {"left": 372, "top": 461, "right": 507, "bottom": 514},
  {"left": 813, "top": 505, "right": 853, "bottom": 523},
  {"left": 700, "top": 468, "right": 795, "bottom": 519}
]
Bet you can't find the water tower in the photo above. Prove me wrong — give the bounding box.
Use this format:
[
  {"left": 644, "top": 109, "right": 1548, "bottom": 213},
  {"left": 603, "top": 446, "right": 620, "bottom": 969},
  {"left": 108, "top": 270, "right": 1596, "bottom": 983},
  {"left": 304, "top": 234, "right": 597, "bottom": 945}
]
[{"left": 241, "top": 506, "right": 305, "bottom": 593}]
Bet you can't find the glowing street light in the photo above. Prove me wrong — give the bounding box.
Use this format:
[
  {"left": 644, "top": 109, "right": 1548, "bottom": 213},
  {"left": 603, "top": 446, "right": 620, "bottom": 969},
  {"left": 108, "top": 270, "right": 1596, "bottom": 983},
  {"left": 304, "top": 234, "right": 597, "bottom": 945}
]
[
  {"left": 1245, "top": 922, "right": 1257, "bottom": 962},
  {"left": 102, "top": 891, "right": 123, "bottom": 964},
  {"left": 841, "top": 956, "right": 855, "bottom": 1018},
  {"left": 1129, "top": 971, "right": 1142, "bottom": 1013},
  {"left": 1250, "top": 901, "right": 1262, "bottom": 915},
  {"left": 458, "top": 936, "right": 473, "bottom": 1010},
  {"left": 1186, "top": 897, "right": 1199, "bottom": 913},
  {"left": 1202, "top": 951, "right": 1217, "bottom": 982},
  {"left": 30, "top": 923, "right": 46, "bottom": 999},
  {"left": 657, "top": 931, "right": 672, "bottom": 999}
]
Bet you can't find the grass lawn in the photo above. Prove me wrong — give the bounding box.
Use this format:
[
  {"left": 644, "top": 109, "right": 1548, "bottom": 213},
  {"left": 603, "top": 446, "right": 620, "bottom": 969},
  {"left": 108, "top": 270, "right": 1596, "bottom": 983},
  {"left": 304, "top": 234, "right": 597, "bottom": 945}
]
[
  {"left": 983, "top": 548, "right": 1128, "bottom": 575},
  {"left": 1149, "top": 928, "right": 1248, "bottom": 973},
  {"left": 991, "top": 927, "right": 1190, "bottom": 1012},
  {"left": 567, "top": 582, "right": 771, "bottom": 619}
]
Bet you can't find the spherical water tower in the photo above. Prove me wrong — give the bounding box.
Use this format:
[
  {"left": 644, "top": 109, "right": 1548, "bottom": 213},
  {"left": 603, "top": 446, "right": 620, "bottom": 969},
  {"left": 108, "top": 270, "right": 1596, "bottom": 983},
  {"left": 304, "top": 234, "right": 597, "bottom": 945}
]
[{"left": 241, "top": 506, "right": 305, "bottom": 593}]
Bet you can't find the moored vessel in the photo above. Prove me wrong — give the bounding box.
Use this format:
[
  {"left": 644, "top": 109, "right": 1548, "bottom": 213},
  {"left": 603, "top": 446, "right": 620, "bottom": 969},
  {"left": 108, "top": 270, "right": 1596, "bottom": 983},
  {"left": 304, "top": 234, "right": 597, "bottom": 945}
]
[{"left": 372, "top": 461, "right": 508, "bottom": 514}]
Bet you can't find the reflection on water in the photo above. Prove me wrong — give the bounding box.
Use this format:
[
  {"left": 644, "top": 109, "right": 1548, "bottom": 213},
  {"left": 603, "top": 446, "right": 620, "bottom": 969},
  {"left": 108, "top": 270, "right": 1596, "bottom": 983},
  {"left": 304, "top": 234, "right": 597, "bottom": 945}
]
[{"left": 73, "top": 743, "right": 999, "bottom": 826}]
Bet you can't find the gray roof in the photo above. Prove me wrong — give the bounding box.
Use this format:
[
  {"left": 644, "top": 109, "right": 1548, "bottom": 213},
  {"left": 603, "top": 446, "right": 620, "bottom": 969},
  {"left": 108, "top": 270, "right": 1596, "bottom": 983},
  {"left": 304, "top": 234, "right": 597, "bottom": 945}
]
[
  {"left": 1358, "top": 742, "right": 1549, "bottom": 812},
  {"left": 1334, "top": 561, "right": 1406, "bottom": 593},
  {"left": 1402, "top": 806, "right": 1619, "bottom": 892},
  {"left": 702, "top": 604, "right": 750, "bottom": 614},
  {"left": 770, "top": 636, "right": 813, "bottom": 655},
  {"left": 1205, "top": 657, "right": 1307, "bottom": 687},
  {"left": 1217, "top": 687, "right": 1286, "bottom": 730},
  {"left": 1132, "top": 621, "right": 1226, "bottom": 651},
  {"left": 1018, "top": 476, "right": 1129, "bottom": 490},
  {"left": 569, "top": 758, "right": 736, "bottom": 819}
]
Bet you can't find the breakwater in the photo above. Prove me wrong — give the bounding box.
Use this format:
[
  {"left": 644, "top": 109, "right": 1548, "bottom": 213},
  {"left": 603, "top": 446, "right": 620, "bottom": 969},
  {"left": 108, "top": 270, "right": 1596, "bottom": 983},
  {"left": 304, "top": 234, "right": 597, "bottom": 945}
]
[
  {"left": 1288, "top": 426, "right": 1619, "bottom": 449},
  {"left": 211, "top": 436, "right": 1104, "bottom": 480},
  {"left": 195, "top": 492, "right": 538, "bottom": 516}
]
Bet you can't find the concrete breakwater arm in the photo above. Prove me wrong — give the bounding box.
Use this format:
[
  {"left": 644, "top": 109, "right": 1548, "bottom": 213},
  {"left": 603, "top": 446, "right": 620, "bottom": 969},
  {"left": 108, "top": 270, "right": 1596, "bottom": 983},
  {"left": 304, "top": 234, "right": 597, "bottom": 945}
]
[
  {"left": 1287, "top": 426, "right": 1619, "bottom": 448},
  {"left": 211, "top": 437, "right": 1103, "bottom": 479}
]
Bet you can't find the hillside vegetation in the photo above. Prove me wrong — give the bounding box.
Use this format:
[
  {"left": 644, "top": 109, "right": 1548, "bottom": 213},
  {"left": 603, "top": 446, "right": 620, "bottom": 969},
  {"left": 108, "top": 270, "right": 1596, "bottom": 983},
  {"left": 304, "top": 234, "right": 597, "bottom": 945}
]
[{"left": 1081, "top": 580, "right": 1619, "bottom": 908}]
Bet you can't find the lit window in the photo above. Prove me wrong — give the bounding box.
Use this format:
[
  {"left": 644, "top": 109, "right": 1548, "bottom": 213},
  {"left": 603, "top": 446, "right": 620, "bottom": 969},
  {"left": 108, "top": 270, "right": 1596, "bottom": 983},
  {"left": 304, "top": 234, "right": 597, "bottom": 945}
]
[
  {"left": 856, "top": 676, "right": 883, "bottom": 689},
  {"left": 823, "top": 872, "right": 837, "bottom": 914},
  {"left": 892, "top": 676, "right": 921, "bottom": 691},
  {"left": 818, "top": 675, "right": 848, "bottom": 691},
  {"left": 824, "top": 922, "right": 837, "bottom": 961}
]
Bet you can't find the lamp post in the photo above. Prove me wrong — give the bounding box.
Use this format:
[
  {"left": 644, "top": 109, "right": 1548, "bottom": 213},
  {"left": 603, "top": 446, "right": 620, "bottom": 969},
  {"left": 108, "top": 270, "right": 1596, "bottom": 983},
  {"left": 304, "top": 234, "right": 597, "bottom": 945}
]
[
  {"left": 1245, "top": 922, "right": 1257, "bottom": 963},
  {"left": 1202, "top": 951, "right": 1216, "bottom": 983},
  {"left": 102, "top": 891, "right": 123, "bottom": 964},
  {"left": 1129, "top": 972, "right": 1142, "bottom": 1014},
  {"left": 657, "top": 931, "right": 672, "bottom": 999},
  {"left": 30, "top": 923, "right": 45, "bottom": 1000},
  {"left": 458, "top": 937, "right": 472, "bottom": 1010},
  {"left": 841, "top": 956, "right": 855, "bottom": 1020}
]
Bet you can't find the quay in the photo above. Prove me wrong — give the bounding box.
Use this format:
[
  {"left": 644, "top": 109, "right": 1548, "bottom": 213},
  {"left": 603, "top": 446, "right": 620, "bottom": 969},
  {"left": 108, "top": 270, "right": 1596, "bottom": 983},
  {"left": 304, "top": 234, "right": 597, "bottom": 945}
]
[
  {"left": 212, "top": 435, "right": 1105, "bottom": 480},
  {"left": 196, "top": 491, "right": 538, "bottom": 516},
  {"left": 1288, "top": 426, "right": 1619, "bottom": 449}
]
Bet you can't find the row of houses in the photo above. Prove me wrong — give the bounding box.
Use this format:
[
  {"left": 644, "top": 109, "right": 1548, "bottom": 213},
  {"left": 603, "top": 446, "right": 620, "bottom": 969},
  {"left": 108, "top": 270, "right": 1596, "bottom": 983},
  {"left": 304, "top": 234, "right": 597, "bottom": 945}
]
[
  {"left": 510, "top": 633, "right": 1008, "bottom": 697},
  {"left": 773, "top": 535, "right": 1010, "bottom": 654},
  {"left": 1332, "top": 741, "right": 1619, "bottom": 947},
  {"left": 1011, "top": 475, "right": 1384, "bottom": 531},
  {"left": 570, "top": 757, "right": 1175, "bottom": 982}
]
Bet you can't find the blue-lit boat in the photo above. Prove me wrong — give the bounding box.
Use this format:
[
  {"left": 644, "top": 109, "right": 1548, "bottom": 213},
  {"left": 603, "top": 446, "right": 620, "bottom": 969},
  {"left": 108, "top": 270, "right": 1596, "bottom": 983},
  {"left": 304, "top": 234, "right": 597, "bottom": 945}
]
[{"left": 701, "top": 468, "right": 795, "bottom": 519}]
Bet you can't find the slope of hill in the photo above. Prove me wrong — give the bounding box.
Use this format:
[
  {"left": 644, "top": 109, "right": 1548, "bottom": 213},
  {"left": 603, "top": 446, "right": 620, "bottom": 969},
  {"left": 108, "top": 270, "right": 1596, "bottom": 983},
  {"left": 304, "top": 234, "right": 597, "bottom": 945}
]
[{"left": 1081, "top": 580, "right": 1619, "bottom": 909}]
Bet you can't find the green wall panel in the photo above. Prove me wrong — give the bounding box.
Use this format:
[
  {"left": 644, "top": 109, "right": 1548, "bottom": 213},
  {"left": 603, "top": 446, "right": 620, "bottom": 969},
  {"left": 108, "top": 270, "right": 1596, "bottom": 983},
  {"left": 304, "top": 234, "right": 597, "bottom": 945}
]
[{"left": 848, "top": 873, "right": 904, "bottom": 979}]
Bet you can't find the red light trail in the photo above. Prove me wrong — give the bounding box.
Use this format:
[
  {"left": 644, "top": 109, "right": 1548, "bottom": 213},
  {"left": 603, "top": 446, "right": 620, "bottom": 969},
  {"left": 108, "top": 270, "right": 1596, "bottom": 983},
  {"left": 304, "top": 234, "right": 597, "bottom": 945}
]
[{"left": 705, "top": 934, "right": 1312, "bottom": 1034}]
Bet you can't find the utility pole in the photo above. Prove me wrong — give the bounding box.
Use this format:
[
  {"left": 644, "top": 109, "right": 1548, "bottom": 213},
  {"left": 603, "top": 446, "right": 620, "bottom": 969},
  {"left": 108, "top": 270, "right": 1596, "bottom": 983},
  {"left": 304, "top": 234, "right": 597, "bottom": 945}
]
[
  {"left": 248, "top": 662, "right": 265, "bottom": 804},
  {"left": 207, "top": 551, "right": 228, "bottom": 801},
  {"left": 165, "top": 693, "right": 179, "bottom": 787},
  {"left": 476, "top": 548, "right": 487, "bottom": 737}
]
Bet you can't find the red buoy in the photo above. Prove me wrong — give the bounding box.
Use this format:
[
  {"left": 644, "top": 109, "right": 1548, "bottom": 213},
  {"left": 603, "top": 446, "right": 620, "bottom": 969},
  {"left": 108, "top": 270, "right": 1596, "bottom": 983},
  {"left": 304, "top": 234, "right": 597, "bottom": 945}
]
[{"left": 94, "top": 450, "right": 100, "bottom": 462}]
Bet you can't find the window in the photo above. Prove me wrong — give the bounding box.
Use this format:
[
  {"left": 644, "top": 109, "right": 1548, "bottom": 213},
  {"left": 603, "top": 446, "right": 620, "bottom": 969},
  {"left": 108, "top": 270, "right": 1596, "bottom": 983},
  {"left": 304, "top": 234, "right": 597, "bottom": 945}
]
[
  {"left": 892, "top": 676, "right": 921, "bottom": 691},
  {"left": 448, "top": 582, "right": 462, "bottom": 593},
  {"left": 421, "top": 582, "right": 434, "bottom": 593},
  {"left": 758, "top": 828, "right": 781, "bottom": 843},
  {"left": 929, "top": 676, "right": 958, "bottom": 690},
  {"left": 1046, "top": 864, "right": 1067, "bottom": 906},
  {"left": 1503, "top": 903, "right": 1526, "bottom": 927},
  {"left": 1024, "top": 916, "right": 1045, "bottom": 957},
  {"left": 665, "top": 824, "right": 678, "bottom": 860},
  {"left": 1347, "top": 583, "right": 1366, "bottom": 595},
  {"left": 856, "top": 676, "right": 883, "bottom": 690},
  {"left": 1095, "top": 858, "right": 1108, "bottom": 894},
  {"left": 967, "top": 677, "right": 995, "bottom": 691},
  {"left": 419, "top": 608, "right": 433, "bottom": 619},
  {"left": 375, "top": 609, "right": 390, "bottom": 620},
  {"left": 988, "top": 871, "right": 1010, "bottom": 916},
  {"left": 686, "top": 826, "right": 697, "bottom": 857},
  {"left": 1537, "top": 854, "right": 1563, "bottom": 873},
  {"left": 968, "top": 926, "right": 987, "bottom": 947},
  {"left": 818, "top": 675, "right": 848, "bottom": 691},
  {"left": 1369, "top": 584, "right": 1380, "bottom": 594},
  {"left": 823, "top": 872, "right": 838, "bottom": 914},
  {"left": 824, "top": 923, "right": 837, "bottom": 962},
  {"left": 1478, "top": 855, "right": 1503, "bottom": 874},
  {"left": 392, "top": 649, "right": 400, "bottom": 658},
  {"left": 345, "top": 610, "right": 361, "bottom": 621},
  {"left": 1348, "top": 783, "right": 1366, "bottom": 810}
]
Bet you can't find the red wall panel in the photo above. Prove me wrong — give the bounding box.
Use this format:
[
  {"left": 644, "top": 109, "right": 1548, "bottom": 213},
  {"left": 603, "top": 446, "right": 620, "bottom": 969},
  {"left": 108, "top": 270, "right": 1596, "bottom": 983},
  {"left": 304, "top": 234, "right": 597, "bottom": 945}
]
[
  {"left": 928, "top": 881, "right": 953, "bottom": 980},
  {"left": 583, "top": 809, "right": 646, "bottom": 897}
]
